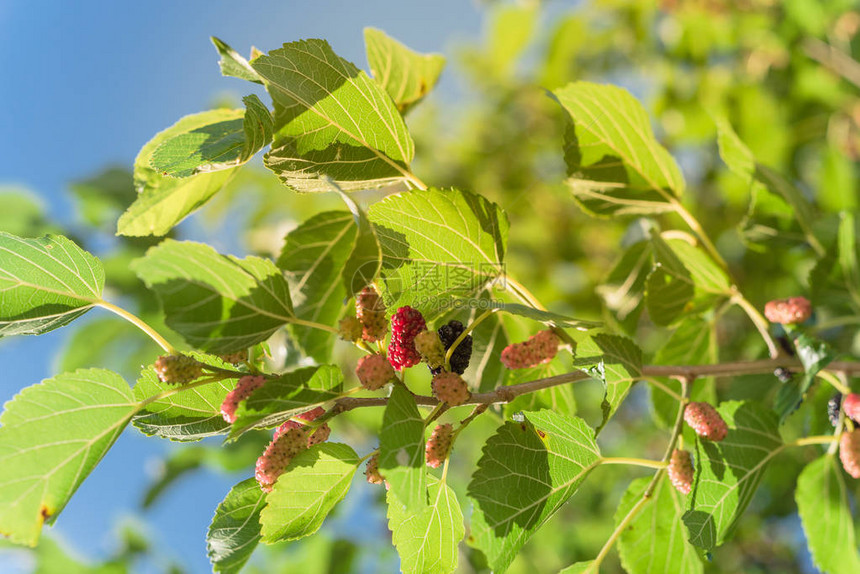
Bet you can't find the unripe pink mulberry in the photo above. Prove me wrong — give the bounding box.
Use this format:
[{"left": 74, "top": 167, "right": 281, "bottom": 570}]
[
  {"left": 365, "top": 453, "right": 385, "bottom": 485},
  {"left": 684, "top": 402, "right": 728, "bottom": 442},
  {"left": 840, "top": 429, "right": 860, "bottom": 478},
  {"left": 296, "top": 406, "right": 326, "bottom": 422},
  {"left": 388, "top": 306, "right": 426, "bottom": 370},
  {"left": 255, "top": 425, "right": 311, "bottom": 492},
  {"left": 668, "top": 449, "right": 694, "bottom": 494},
  {"left": 426, "top": 423, "right": 454, "bottom": 468},
  {"left": 337, "top": 316, "right": 363, "bottom": 342},
  {"left": 843, "top": 393, "right": 860, "bottom": 422},
  {"left": 220, "top": 375, "right": 266, "bottom": 423},
  {"left": 218, "top": 349, "right": 248, "bottom": 364},
  {"left": 356, "top": 287, "right": 387, "bottom": 342},
  {"left": 154, "top": 354, "right": 203, "bottom": 385},
  {"left": 764, "top": 297, "right": 812, "bottom": 325},
  {"left": 307, "top": 423, "right": 331, "bottom": 446},
  {"left": 431, "top": 372, "right": 471, "bottom": 406},
  {"left": 500, "top": 329, "right": 560, "bottom": 369},
  {"left": 356, "top": 354, "right": 395, "bottom": 390}
]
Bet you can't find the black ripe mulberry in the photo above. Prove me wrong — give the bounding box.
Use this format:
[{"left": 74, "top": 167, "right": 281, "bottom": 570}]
[
  {"left": 828, "top": 393, "right": 843, "bottom": 427},
  {"left": 434, "top": 320, "right": 472, "bottom": 375}
]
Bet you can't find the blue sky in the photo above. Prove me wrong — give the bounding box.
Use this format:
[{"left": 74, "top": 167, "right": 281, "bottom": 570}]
[{"left": 0, "top": 2, "right": 484, "bottom": 571}]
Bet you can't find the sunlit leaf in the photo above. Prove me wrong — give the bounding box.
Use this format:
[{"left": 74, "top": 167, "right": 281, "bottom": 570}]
[
  {"left": 208, "top": 477, "right": 266, "bottom": 574},
  {"left": 379, "top": 385, "right": 427, "bottom": 512},
  {"left": 211, "top": 37, "right": 263, "bottom": 84}
]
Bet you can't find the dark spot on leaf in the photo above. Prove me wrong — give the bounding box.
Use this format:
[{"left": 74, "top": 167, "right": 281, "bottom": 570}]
[
  {"left": 40, "top": 506, "right": 52, "bottom": 521},
  {"left": 536, "top": 429, "right": 547, "bottom": 439}
]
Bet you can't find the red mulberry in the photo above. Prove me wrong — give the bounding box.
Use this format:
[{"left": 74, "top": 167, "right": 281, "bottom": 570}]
[
  {"left": 356, "top": 354, "right": 394, "bottom": 390},
  {"left": 388, "top": 306, "right": 426, "bottom": 370},
  {"left": 425, "top": 423, "right": 454, "bottom": 468},
  {"left": 840, "top": 430, "right": 860, "bottom": 479},
  {"left": 764, "top": 297, "right": 812, "bottom": 325},
  {"left": 255, "top": 425, "right": 311, "bottom": 492},
  {"left": 431, "top": 372, "right": 471, "bottom": 406},
  {"left": 843, "top": 393, "right": 860, "bottom": 422},
  {"left": 220, "top": 375, "right": 266, "bottom": 423},
  {"left": 668, "top": 449, "right": 694, "bottom": 495},
  {"left": 500, "top": 329, "right": 560, "bottom": 369},
  {"left": 684, "top": 402, "right": 728, "bottom": 442}
]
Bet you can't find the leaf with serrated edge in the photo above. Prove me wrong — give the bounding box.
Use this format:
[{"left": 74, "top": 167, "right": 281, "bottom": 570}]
[
  {"left": 133, "top": 352, "right": 235, "bottom": 441},
  {"left": 149, "top": 97, "right": 272, "bottom": 179},
  {"left": 253, "top": 39, "right": 414, "bottom": 192},
  {"left": 259, "top": 442, "right": 359, "bottom": 542},
  {"left": 368, "top": 188, "right": 508, "bottom": 321},
  {"left": 230, "top": 365, "right": 343, "bottom": 439},
  {"left": 796, "top": 455, "right": 860, "bottom": 574},
  {"left": 278, "top": 211, "right": 356, "bottom": 362},
  {"left": 387, "top": 475, "right": 464, "bottom": 574},
  {"left": 0, "top": 368, "right": 137, "bottom": 545},
  {"left": 553, "top": 82, "right": 684, "bottom": 217},
  {"left": 364, "top": 28, "right": 445, "bottom": 114},
  {"left": 118, "top": 110, "right": 241, "bottom": 236},
  {"left": 207, "top": 477, "right": 266, "bottom": 574},
  {"left": 211, "top": 37, "right": 263, "bottom": 84},
  {"left": 616, "top": 476, "right": 703, "bottom": 574},
  {"left": 131, "top": 239, "right": 293, "bottom": 354},
  {"left": 574, "top": 334, "right": 642, "bottom": 432},
  {"left": 0, "top": 233, "right": 104, "bottom": 337},
  {"left": 467, "top": 410, "right": 600, "bottom": 573},
  {"left": 379, "top": 385, "right": 427, "bottom": 512},
  {"left": 683, "top": 401, "right": 782, "bottom": 551}
]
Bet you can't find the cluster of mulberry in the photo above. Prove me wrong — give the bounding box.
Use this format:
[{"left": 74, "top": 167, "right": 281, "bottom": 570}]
[
  {"left": 683, "top": 402, "right": 728, "bottom": 442},
  {"left": 668, "top": 449, "right": 694, "bottom": 495},
  {"left": 764, "top": 296, "right": 812, "bottom": 325},
  {"left": 425, "top": 423, "right": 454, "bottom": 468},
  {"left": 254, "top": 407, "right": 331, "bottom": 492},
  {"left": 154, "top": 354, "right": 203, "bottom": 385},
  {"left": 388, "top": 306, "right": 426, "bottom": 370},
  {"left": 220, "top": 375, "right": 266, "bottom": 423},
  {"left": 356, "top": 287, "right": 388, "bottom": 342},
  {"left": 355, "top": 353, "right": 395, "bottom": 390},
  {"left": 500, "top": 329, "right": 560, "bottom": 369},
  {"left": 431, "top": 372, "right": 471, "bottom": 406},
  {"left": 435, "top": 320, "right": 472, "bottom": 375}
]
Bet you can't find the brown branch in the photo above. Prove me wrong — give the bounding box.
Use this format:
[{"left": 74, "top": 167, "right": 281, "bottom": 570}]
[{"left": 331, "top": 358, "right": 860, "bottom": 413}]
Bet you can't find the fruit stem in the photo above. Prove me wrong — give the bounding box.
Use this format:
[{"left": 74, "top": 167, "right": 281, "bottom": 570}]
[
  {"left": 818, "top": 369, "right": 852, "bottom": 395},
  {"left": 730, "top": 290, "right": 780, "bottom": 359},
  {"left": 96, "top": 299, "right": 174, "bottom": 353},
  {"left": 791, "top": 435, "right": 838, "bottom": 447}
]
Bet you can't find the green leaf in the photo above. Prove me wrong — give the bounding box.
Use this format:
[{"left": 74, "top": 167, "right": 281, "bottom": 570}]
[
  {"left": 364, "top": 28, "right": 445, "bottom": 114},
  {"left": 503, "top": 351, "right": 576, "bottom": 418},
  {"left": 574, "top": 334, "right": 642, "bottom": 432},
  {"left": 368, "top": 188, "right": 509, "bottom": 320},
  {"left": 714, "top": 114, "right": 758, "bottom": 181},
  {"left": 133, "top": 352, "right": 236, "bottom": 441},
  {"left": 645, "top": 235, "right": 695, "bottom": 326},
  {"left": 387, "top": 476, "right": 464, "bottom": 574},
  {"left": 467, "top": 410, "right": 601, "bottom": 573},
  {"left": 665, "top": 237, "right": 731, "bottom": 311},
  {"left": 379, "top": 385, "right": 427, "bottom": 512},
  {"left": 597, "top": 240, "right": 652, "bottom": 333},
  {"left": 230, "top": 365, "right": 343, "bottom": 438},
  {"left": 753, "top": 165, "right": 822, "bottom": 253},
  {"left": 131, "top": 239, "right": 293, "bottom": 354},
  {"left": 253, "top": 39, "right": 415, "bottom": 192},
  {"left": 118, "top": 111, "right": 240, "bottom": 236},
  {"left": 774, "top": 331, "right": 834, "bottom": 422},
  {"left": 0, "top": 368, "right": 137, "bottom": 545},
  {"left": 336, "top": 188, "right": 382, "bottom": 298},
  {"left": 149, "top": 97, "right": 272, "bottom": 179},
  {"left": 683, "top": 401, "right": 782, "bottom": 551},
  {"left": 207, "top": 477, "right": 267, "bottom": 574},
  {"left": 559, "top": 561, "right": 597, "bottom": 574},
  {"left": 553, "top": 81, "right": 684, "bottom": 217},
  {"left": 452, "top": 301, "right": 601, "bottom": 330},
  {"left": 616, "top": 476, "right": 703, "bottom": 574},
  {"left": 259, "top": 442, "right": 360, "bottom": 542},
  {"left": 211, "top": 37, "right": 263, "bottom": 84},
  {"left": 838, "top": 211, "right": 860, "bottom": 298},
  {"left": 278, "top": 211, "right": 357, "bottom": 362},
  {"left": 796, "top": 455, "right": 860, "bottom": 574},
  {"left": 0, "top": 233, "right": 104, "bottom": 337}
]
